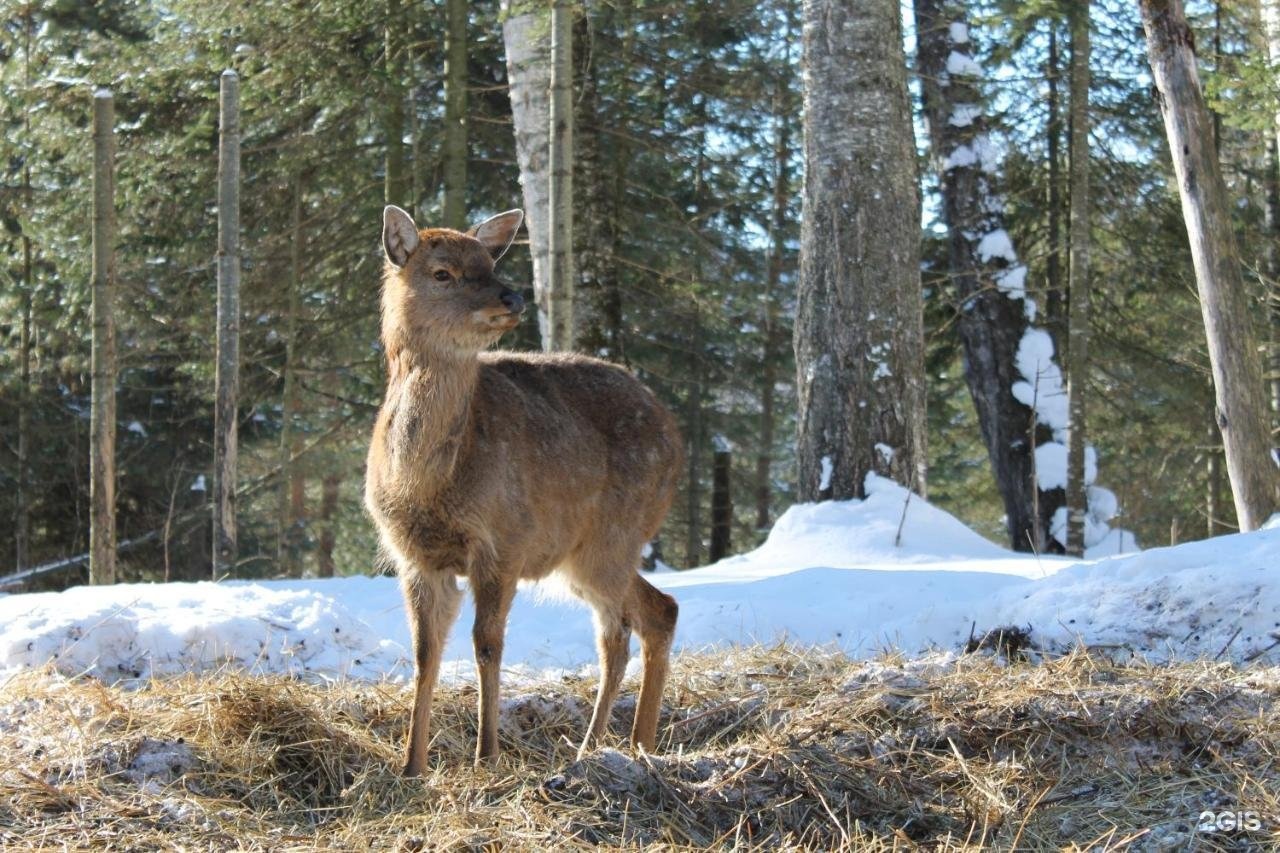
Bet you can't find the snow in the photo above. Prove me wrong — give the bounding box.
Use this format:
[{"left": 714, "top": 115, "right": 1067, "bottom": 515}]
[
  {"left": 948, "top": 103, "right": 982, "bottom": 128},
  {"left": 948, "top": 22, "right": 970, "bottom": 45},
  {"left": 819, "top": 456, "right": 833, "bottom": 492},
  {"left": 1011, "top": 329, "right": 1067, "bottom": 434},
  {"left": 946, "top": 50, "right": 983, "bottom": 77},
  {"left": 994, "top": 264, "right": 1027, "bottom": 300},
  {"left": 1034, "top": 442, "right": 1097, "bottom": 491},
  {"left": 6, "top": 477, "right": 1274, "bottom": 686},
  {"left": 976, "top": 229, "right": 1016, "bottom": 263},
  {"left": 127, "top": 421, "right": 147, "bottom": 437},
  {"left": 189, "top": 475, "right": 206, "bottom": 492},
  {"left": 944, "top": 144, "right": 977, "bottom": 170}
]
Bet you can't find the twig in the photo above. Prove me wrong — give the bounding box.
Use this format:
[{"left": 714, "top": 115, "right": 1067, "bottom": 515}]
[
  {"left": 894, "top": 488, "right": 912, "bottom": 548},
  {"left": 1213, "top": 626, "right": 1242, "bottom": 661}
]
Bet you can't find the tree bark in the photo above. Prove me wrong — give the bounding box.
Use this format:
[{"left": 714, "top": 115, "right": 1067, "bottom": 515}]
[
  {"left": 710, "top": 440, "right": 732, "bottom": 563},
  {"left": 796, "top": 0, "right": 925, "bottom": 502},
  {"left": 502, "top": 1, "right": 552, "bottom": 345},
  {"left": 318, "top": 473, "right": 339, "bottom": 578},
  {"left": 384, "top": 0, "right": 408, "bottom": 208},
  {"left": 915, "top": 0, "right": 1060, "bottom": 551},
  {"left": 685, "top": 308, "right": 705, "bottom": 567},
  {"left": 278, "top": 155, "right": 305, "bottom": 577},
  {"left": 1046, "top": 18, "right": 1066, "bottom": 352},
  {"left": 756, "top": 106, "right": 790, "bottom": 531},
  {"left": 1260, "top": 0, "right": 1280, "bottom": 425},
  {"left": 90, "top": 89, "right": 117, "bottom": 586},
  {"left": 1064, "top": 1, "right": 1091, "bottom": 557},
  {"left": 547, "top": 0, "right": 575, "bottom": 351},
  {"left": 442, "top": 0, "right": 468, "bottom": 229},
  {"left": 213, "top": 70, "right": 241, "bottom": 578},
  {"left": 572, "top": 11, "right": 617, "bottom": 357},
  {"left": 16, "top": 236, "right": 31, "bottom": 572},
  {"left": 15, "top": 16, "right": 33, "bottom": 572},
  {"left": 1141, "top": 0, "right": 1280, "bottom": 530}
]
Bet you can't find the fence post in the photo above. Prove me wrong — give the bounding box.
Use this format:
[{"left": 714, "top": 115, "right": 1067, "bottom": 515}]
[
  {"left": 213, "top": 70, "right": 241, "bottom": 579},
  {"left": 90, "top": 88, "right": 117, "bottom": 585}
]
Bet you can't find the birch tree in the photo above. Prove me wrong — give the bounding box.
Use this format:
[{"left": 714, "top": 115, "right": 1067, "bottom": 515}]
[
  {"left": 502, "top": 0, "right": 552, "bottom": 346},
  {"left": 795, "top": 0, "right": 926, "bottom": 501},
  {"left": 1140, "top": 0, "right": 1280, "bottom": 530}
]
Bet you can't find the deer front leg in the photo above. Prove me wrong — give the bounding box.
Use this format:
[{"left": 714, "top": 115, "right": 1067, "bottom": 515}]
[
  {"left": 402, "top": 568, "right": 462, "bottom": 776},
  {"left": 470, "top": 569, "right": 517, "bottom": 765}
]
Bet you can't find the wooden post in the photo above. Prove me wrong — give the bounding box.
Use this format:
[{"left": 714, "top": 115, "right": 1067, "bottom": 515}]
[
  {"left": 709, "top": 437, "right": 733, "bottom": 563},
  {"left": 90, "top": 89, "right": 117, "bottom": 586},
  {"left": 213, "top": 70, "right": 241, "bottom": 578},
  {"left": 547, "top": 0, "right": 574, "bottom": 350}
]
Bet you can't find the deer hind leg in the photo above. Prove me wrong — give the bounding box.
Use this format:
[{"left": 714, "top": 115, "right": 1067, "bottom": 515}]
[
  {"left": 629, "top": 574, "right": 678, "bottom": 752},
  {"left": 401, "top": 568, "right": 462, "bottom": 777},
  {"left": 470, "top": 569, "right": 517, "bottom": 765},
  {"left": 578, "top": 606, "right": 631, "bottom": 759}
]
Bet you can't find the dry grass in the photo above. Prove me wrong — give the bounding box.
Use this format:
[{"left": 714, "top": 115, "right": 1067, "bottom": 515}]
[{"left": 1, "top": 646, "right": 1278, "bottom": 850}]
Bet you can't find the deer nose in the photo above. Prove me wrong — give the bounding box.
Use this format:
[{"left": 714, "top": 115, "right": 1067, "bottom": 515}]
[{"left": 500, "top": 290, "right": 525, "bottom": 314}]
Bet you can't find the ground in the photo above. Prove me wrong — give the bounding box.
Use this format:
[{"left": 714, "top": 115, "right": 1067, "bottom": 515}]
[
  {"left": 3, "top": 477, "right": 1279, "bottom": 848},
  {"left": 1, "top": 646, "right": 1277, "bottom": 850}
]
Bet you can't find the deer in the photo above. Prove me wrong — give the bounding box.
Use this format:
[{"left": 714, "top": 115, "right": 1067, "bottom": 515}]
[{"left": 365, "top": 204, "right": 683, "bottom": 775}]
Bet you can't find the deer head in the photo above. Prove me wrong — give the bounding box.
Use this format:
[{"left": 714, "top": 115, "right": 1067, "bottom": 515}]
[{"left": 381, "top": 205, "right": 526, "bottom": 355}]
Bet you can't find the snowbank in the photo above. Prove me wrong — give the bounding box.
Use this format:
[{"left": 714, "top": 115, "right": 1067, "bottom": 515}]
[{"left": 1, "top": 476, "right": 1274, "bottom": 684}]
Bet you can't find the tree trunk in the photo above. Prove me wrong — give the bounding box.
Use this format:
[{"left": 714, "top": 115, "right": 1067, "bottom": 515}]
[
  {"left": 1046, "top": 18, "right": 1066, "bottom": 351},
  {"left": 15, "top": 17, "right": 33, "bottom": 573},
  {"left": 1260, "top": 1, "right": 1280, "bottom": 425},
  {"left": 502, "top": 1, "right": 552, "bottom": 345},
  {"left": 1064, "top": 1, "right": 1091, "bottom": 557},
  {"left": 684, "top": 308, "right": 706, "bottom": 568},
  {"left": 213, "top": 70, "right": 241, "bottom": 578},
  {"left": 1141, "top": 0, "right": 1280, "bottom": 530},
  {"left": 710, "top": 440, "right": 732, "bottom": 563},
  {"left": 572, "top": 11, "right": 615, "bottom": 357},
  {"left": 278, "top": 156, "right": 305, "bottom": 577},
  {"left": 796, "top": 0, "right": 925, "bottom": 502},
  {"left": 384, "top": 0, "right": 408, "bottom": 208},
  {"left": 318, "top": 473, "right": 340, "bottom": 578},
  {"left": 16, "top": 237, "right": 31, "bottom": 571},
  {"left": 915, "top": 0, "right": 1061, "bottom": 552},
  {"left": 90, "top": 89, "right": 117, "bottom": 586},
  {"left": 1266, "top": 137, "right": 1280, "bottom": 422},
  {"left": 442, "top": 0, "right": 468, "bottom": 229},
  {"left": 756, "top": 109, "right": 789, "bottom": 531},
  {"left": 547, "top": 0, "right": 575, "bottom": 351}
]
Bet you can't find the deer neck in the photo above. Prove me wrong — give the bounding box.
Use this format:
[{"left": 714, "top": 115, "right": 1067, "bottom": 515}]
[{"left": 382, "top": 344, "right": 480, "bottom": 493}]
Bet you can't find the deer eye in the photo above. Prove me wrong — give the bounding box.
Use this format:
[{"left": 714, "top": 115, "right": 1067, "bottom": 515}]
[{"left": 432, "top": 269, "right": 452, "bottom": 283}]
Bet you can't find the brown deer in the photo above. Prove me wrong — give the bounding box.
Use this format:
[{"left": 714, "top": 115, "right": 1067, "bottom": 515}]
[{"left": 365, "top": 205, "right": 682, "bottom": 775}]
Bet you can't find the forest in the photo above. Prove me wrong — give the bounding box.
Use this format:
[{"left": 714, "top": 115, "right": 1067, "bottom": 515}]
[{"left": 2, "top": 0, "right": 1279, "bottom": 588}]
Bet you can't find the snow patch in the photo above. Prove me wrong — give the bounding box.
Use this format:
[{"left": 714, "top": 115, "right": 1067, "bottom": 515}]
[
  {"left": 976, "top": 229, "right": 1016, "bottom": 263},
  {"left": 946, "top": 50, "right": 982, "bottom": 77}
]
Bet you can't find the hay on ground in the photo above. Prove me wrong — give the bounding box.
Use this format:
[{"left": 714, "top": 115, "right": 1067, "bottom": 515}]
[{"left": 1, "top": 645, "right": 1277, "bottom": 850}]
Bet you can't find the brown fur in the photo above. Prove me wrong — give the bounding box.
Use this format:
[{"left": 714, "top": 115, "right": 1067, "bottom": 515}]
[{"left": 365, "top": 206, "right": 682, "bottom": 774}]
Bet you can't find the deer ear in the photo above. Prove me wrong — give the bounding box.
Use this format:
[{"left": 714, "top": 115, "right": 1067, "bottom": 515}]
[
  {"left": 467, "top": 209, "right": 524, "bottom": 260},
  {"left": 383, "top": 205, "right": 419, "bottom": 268}
]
